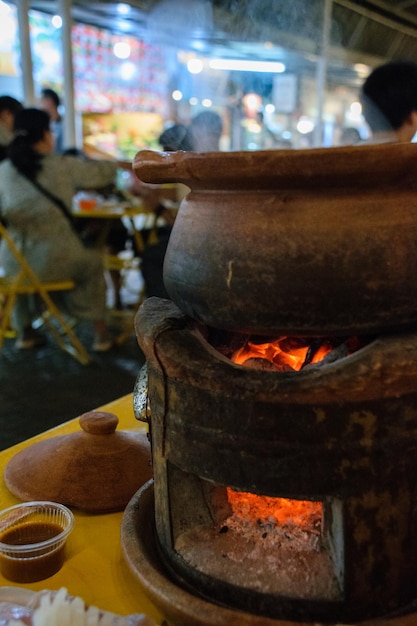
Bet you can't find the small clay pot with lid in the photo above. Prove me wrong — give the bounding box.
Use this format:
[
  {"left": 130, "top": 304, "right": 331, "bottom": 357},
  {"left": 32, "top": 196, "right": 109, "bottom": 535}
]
[{"left": 4, "top": 411, "right": 153, "bottom": 513}]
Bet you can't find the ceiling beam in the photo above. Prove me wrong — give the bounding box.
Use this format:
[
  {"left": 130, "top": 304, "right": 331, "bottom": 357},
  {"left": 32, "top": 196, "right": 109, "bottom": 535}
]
[{"left": 334, "top": 0, "right": 417, "bottom": 35}]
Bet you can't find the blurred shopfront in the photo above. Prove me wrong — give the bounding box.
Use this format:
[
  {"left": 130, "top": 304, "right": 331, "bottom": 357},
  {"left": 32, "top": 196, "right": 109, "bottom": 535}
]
[
  {"left": 0, "top": 0, "right": 371, "bottom": 153},
  {"left": 0, "top": 2, "right": 170, "bottom": 156}
]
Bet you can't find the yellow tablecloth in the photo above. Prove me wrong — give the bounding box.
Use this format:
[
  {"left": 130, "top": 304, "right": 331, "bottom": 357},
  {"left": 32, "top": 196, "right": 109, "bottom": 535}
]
[{"left": 0, "top": 393, "right": 164, "bottom": 625}]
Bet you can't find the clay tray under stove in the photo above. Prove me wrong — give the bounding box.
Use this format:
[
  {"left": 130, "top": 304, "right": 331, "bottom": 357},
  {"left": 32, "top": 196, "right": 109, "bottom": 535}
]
[{"left": 121, "top": 481, "right": 417, "bottom": 626}]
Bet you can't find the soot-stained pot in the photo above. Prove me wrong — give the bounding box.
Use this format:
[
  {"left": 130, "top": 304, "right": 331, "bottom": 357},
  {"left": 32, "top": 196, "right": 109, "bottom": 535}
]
[{"left": 133, "top": 143, "right": 417, "bottom": 336}]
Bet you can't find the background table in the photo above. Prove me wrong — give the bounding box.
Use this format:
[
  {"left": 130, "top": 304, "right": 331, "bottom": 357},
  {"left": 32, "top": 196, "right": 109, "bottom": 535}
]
[
  {"left": 72, "top": 198, "right": 155, "bottom": 253},
  {"left": 0, "top": 393, "right": 165, "bottom": 625}
]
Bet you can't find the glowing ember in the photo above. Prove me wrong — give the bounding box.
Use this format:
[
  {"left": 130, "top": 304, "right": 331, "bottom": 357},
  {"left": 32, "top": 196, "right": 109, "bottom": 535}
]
[
  {"left": 232, "top": 336, "right": 332, "bottom": 370},
  {"left": 226, "top": 488, "right": 322, "bottom": 530}
]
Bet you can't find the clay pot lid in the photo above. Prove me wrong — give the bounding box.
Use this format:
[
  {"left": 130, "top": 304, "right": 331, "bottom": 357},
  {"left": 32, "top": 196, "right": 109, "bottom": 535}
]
[{"left": 4, "top": 411, "right": 153, "bottom": 513}]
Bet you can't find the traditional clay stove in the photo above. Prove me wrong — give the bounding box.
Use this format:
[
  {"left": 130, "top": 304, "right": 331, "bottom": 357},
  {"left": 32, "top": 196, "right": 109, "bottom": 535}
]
[{"left": 124, "top": 144, "right": 417, "bottom": 625}]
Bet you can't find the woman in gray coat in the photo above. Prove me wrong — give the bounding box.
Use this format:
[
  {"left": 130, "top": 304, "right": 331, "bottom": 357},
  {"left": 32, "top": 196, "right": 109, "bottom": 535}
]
[{"left": 0, "top": 108, "right": 119, "bottom": 350}]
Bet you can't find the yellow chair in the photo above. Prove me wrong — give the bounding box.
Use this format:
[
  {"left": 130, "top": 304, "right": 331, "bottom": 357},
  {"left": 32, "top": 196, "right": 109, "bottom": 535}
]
[{"left": 0, "top": 221, "right": 91, "bottom": 365}]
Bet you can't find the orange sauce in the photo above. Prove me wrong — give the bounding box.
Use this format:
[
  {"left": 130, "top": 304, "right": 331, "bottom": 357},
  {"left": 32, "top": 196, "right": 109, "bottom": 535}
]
[
  {"left": 78, "top": 198, "right": 97, "bottom": 211},
  {"left": 0, "top": 521, "right": 65, "bottom": 583}
]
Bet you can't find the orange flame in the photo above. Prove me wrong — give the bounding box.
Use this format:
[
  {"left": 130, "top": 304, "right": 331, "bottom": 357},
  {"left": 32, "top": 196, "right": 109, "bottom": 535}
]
[
  {"left": 227, "top": 488, "right": 322, "bottom": 529},
  {"left": 232, "top": 337, "right": 332, "bottom": 370}
]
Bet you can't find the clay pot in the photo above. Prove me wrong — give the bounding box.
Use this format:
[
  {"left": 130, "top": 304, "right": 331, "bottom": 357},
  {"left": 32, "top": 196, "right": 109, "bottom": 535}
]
[{"left": 133, "top": 143, "right": 417, "bottom": 336}]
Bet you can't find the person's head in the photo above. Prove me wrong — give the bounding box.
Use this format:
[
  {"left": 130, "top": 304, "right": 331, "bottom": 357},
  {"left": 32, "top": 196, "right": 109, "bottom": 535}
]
[
  {"left": 158, "top": 124, "right": 193, "bottom": 151},
  {"left": 189, "top": 111, "right": 223, "bottom": 151},
  {"left": 339, "top": 127, "right": 361, "bottom": 146},
  {"left": 360, "top": 61, "right": 417, "bottom": 140},
  {"left": 0, "top": 95, "right": 23, "bottom": 132},
  {"left": 9, "top": 107, "right": 54, "bottom": 178},
  {"left": 40, "top": 87, "right": 61, "bottom": 121}
]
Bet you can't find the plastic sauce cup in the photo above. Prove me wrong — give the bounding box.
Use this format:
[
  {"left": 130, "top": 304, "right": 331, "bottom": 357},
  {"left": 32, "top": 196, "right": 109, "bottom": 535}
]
[
  {"left": 0, "top": 501, "right": 74, "bottom": 583},
  {"left": 78, "top": 197, "right": 97, "bottom": 211}
]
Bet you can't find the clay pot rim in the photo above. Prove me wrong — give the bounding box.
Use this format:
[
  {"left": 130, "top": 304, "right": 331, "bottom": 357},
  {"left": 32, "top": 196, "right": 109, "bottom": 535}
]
[{"left": 133, "top": 142, "right": 417, "bottom": 189}]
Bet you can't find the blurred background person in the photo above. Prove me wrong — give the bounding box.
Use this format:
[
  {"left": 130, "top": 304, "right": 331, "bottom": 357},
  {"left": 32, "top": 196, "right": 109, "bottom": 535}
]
[
  {"left": 360, "top": 60, "right": 417, "bottom": 143},
  {"left": 156, "top": 122, "right": 191, "bottom": 206},
  {"left": 0, "top": 95, "right": 23, "bottom": 161},
  {"left": 339, "top": 126, "right": 361, "bottom": 146},
  {"left": 158, "top": 123, "right": 193, "bottom": 151},
  {"left": 133, "top": 123, "right": 194, "bottom": 299},
  {"left": 0, "top": 108, "right": 123, "bottom": 351},
  {"left": 188, "top": 111, "right": 223, "bottom": 151},
  {"left": 40, "top": 87, "right": 64, "bottom": 153},
  {"left": 63, "top": 146, "right": 129, "bottom": 310}
]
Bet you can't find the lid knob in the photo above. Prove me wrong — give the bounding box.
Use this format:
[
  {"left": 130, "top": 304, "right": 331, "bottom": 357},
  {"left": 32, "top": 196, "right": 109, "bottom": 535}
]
[{"left": 79, "top": 411, "right": 119, "bottom": 435}]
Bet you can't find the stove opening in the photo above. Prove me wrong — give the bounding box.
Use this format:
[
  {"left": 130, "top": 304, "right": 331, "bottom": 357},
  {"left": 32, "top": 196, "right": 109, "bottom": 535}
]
[
  {"left": 168, "top": 464, "right": 344, "bottom": 605},
  {"left": 209, "top": 330, "right": 369, "bottom": 371},
  {"left": 225, "top": 488, "right": 322, "bottom": 542}
]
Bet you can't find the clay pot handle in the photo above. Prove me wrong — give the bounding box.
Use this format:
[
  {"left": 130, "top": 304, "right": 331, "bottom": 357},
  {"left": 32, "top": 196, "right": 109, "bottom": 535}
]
[
  {"left": 133, "top": 148, "right": 270, "bottom": 189},
  {"left": 79, "top": 411, "right": 119, "bottom": 435},
  {"left": 133, "top": 149, "right": 193, "bottom": 186}
]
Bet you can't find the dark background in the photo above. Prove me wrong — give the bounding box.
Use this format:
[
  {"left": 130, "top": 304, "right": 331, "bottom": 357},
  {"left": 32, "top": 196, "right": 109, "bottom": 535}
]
[{"left": 0, "top": 319, "right": 145, "bottom": 451}]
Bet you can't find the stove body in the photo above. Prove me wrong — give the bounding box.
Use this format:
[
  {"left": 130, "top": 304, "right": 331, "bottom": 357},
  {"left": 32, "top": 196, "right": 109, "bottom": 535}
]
[{"left": 135, "top": 298, "right": 417, "bottom": 623}]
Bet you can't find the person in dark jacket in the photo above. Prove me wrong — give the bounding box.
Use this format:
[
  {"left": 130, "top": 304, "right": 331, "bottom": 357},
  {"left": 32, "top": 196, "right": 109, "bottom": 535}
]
[{"left": 360, "top": 60, "right": 417, "bottom": 143}]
